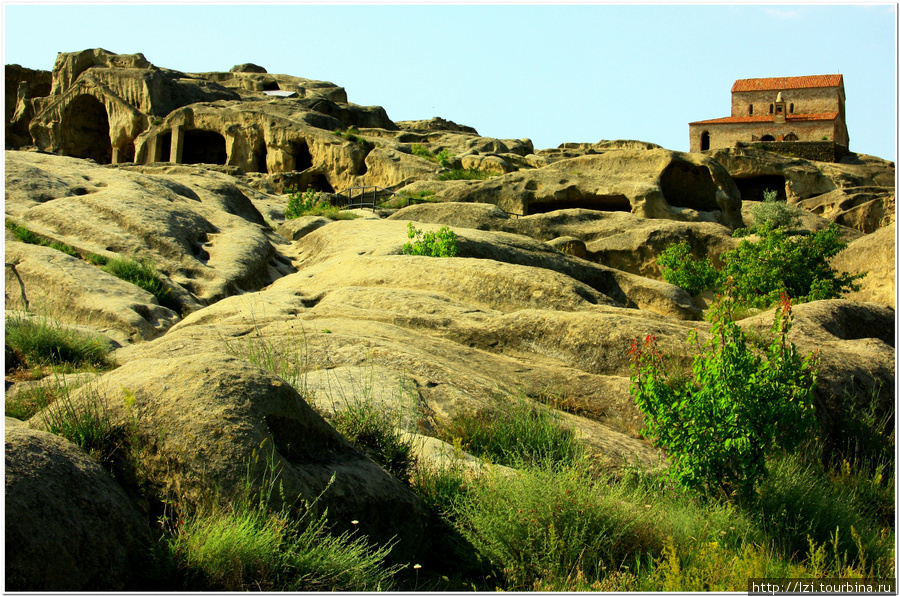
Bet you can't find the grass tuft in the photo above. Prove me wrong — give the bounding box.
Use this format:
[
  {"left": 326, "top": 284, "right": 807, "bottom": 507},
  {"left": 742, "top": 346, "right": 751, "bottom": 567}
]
[
  {"left": 5, "top": 314, "right": 113, "bottom": 371},
  {"left": 100, "top": 257, "right": 180, "bottom": 312}
]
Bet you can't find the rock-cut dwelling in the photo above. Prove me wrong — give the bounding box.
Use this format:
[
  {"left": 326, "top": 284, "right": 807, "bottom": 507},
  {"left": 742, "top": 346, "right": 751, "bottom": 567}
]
[{"left": 689, "top": 75, "right": 849, "bottom": 158}]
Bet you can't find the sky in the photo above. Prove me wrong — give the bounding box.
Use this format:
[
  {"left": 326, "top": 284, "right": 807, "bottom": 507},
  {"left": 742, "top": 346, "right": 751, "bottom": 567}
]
[{"left": 3, "top": 3, "right": 897, "bottom": 161}]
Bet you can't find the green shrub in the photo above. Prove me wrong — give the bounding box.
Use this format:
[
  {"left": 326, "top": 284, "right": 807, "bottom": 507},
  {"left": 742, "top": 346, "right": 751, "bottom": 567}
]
[
  {"left": 441, "top": 394, "right": 584, "bottom": 470},
  {"left": 5, "top": 314, "right": 113, "bottom": 370},
  {"left": 630, "top": 294, "right": 818, "bottom": 501},
  {"left": 719, "top": 222, "right": 865, "bottom": 309},
  {"left": 101, "top": 257, "right": 180, "bottom": 311},
  {"left": 749, "top": 188, "right": 804, "bottom": 232},
  {"left": 658, "top": 222, "right": 865, "bottom": 309},
  {"left": 437, "top": 168, "right": 493, "bottom": 181},
  {"left": 402, "top": 222, "right": 458, "bottom": 257},
  {"left": 656, "top": 241, "right": 718, "bottom": 295}
]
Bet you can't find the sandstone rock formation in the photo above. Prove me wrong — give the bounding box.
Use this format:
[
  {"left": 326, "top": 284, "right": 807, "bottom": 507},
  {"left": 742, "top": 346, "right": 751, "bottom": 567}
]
[
  {"left": 5, "top": 418, "right": 151, "bottom": 590},
  {"left": 4, "top": 49, "right": 895, "bottom": 592}
]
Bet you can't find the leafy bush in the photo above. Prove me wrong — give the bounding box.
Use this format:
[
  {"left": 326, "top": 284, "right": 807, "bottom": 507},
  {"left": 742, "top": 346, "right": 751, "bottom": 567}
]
[
  {"left": 101, "top": 257, "right": 180, "bottom": 311},
  {"left": 748, "top": 188, "right": 804, "bottom": 232},
  {"left": 658, "top": 222, "right": 865, "bottom": 309},
  {"left": 5, "top": 314, "right": 113, "bottom": 371},
  {"left": 656, "top": 241, "right": 718, "bottom": 296},
  {"left": 719, "top": 222, "right": 865, "bottom": 309},
  {"left": 402, "top": 222, "right": 458, "bottom": 257},
  {"left": 629, "top": 295, "right": 818, "bottom": 501}
]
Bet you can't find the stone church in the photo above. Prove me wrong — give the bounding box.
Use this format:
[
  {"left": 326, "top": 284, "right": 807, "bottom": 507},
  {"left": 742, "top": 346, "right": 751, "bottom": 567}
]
[{"left": 689, "top": 75, "right": 849, "bottom": 157}]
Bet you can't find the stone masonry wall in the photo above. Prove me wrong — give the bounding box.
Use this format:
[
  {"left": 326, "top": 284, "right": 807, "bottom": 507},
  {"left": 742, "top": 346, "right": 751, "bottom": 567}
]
[{"left": 745, "top": 140, "right": 850, "bottom": 163}]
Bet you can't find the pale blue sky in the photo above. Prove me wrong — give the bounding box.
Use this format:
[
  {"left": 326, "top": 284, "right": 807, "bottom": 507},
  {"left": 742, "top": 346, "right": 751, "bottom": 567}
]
[{"left": 3, "top": 3, "right": 897, "bottom": 161}]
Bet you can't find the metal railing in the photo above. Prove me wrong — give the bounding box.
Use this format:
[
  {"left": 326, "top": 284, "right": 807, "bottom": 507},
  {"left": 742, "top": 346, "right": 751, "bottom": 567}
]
[{"left": 332, "top": 186, "right": 430, "bottom": 212}]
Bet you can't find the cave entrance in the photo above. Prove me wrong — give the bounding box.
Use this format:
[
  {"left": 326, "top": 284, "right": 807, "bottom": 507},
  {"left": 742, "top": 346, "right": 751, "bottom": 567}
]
[
  {"left": 306, "top": 173, "right": 334, "bottom": 193},
  {"left": 659, "top": 162, "right": 720, "bottom": 210},
  {"left": 526, "top": 195, "right": 632, "bottom": 215},
  {"left": 60, "top": 94, "right": 112, "bottom": 164},
  {"left": 733, "top": 175, "right": 787, "bottom": 202},
  {"left": 262, "top": 81, "right": 281, "bottom": 91},
  {"left": 290, "top": 141, "right": 314, "bottom": 171},
  {"left": 158, "top": 131, "right": 173, "bottom": 162},
  {"left": 256, "top": 144, "right": 269, "bottom": 173},
  {"left": 182, "top": 129, "right": 228, "bottom": 165}
]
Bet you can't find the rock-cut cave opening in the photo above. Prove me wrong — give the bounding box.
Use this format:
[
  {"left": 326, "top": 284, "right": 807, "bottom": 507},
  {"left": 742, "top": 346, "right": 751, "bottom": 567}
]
[
  {"left": 732, "top": 175, "right": 788, "bottom": 202},
  {"left": 526, "top": 195, "right": 632, "bottom": 215},
  {"left": 182, "top": 129, "right": 228, "bottom": 166},
  {"left": 658, "top": 162, "right": 720, "bottom": 211},
  {"left": 60, "top": 94, "right": 112, "bottom": 164}
]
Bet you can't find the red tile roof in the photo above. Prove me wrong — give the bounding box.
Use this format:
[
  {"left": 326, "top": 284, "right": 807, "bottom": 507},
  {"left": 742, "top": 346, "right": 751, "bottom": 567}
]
[
  {"left": 731, "top": 75, "right": 843, "bottom": 93},
  {"left": 690, "top": 112, "right": 839, "bottom": 125}
]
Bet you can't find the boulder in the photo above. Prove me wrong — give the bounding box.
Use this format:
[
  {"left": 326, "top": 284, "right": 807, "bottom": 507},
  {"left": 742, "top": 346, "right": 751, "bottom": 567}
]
[
  {"left": 28, "top": 353, "right": 430, "bottom": 561},
  {"left": 5, "top": 418, "right": 151, "bottom": 591},
  {"left": 830, "top": 222, "right": 895, "bottom": 309},
  {"left": 797, "top": 186, "right": 895, "bottom": 233},
  {"left": 5, "top": 151, "right": 295, "bottom": 324},
  {"left": 398, "top": 149, "right": 744, "bottom": 228},
  {"left": 708, "top": 147, "right": 895, "bottom": 203}
]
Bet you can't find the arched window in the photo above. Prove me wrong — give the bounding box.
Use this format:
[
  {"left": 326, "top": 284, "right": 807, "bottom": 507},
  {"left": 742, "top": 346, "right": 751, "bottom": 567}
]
[
  {"left": 761, "top": 134, "right": 776, "bottom": 141},
  {"left": 749, "top": 104, "right": 754, "bottom": 115},
  {"left": 783, "top": 133, "right": 799, "bottom": 141},
  {"left": 700, "top": 131, "right": 710, "bottom": 151},
  {"left": 789, "top": 103, "right": 794, "bottom": 114},
  {"left": 769, "top": 104, "right": 774, "bottom": 114}
]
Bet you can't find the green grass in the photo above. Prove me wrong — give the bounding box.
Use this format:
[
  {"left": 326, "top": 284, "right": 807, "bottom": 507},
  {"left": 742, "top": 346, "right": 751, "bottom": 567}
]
[
  {"left": 159, "top": 454, "right": 401, "bottom": 591},
  {"left": 5, "top": 314, "right": 114, "bottom": 371},
  {"left": 437, "top": 168, "right": 495, "bottom": 181},
  {"left": 100, "top": 257, "right": 180, "bottom": 312},
  {"left": 326, "top": 400, "right": 415, "bottom": 484},
  {"left": 6, "top": 219, "right": 81, "bottom": 257},
  {"left": 439, "top": 394, "right": 585, "bottom": 469}
]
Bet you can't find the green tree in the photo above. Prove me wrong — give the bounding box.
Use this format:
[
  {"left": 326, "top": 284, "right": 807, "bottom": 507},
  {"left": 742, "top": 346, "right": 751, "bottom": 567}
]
[
  {"left": 656, "top": 241, "right": 718, "bottom": 296},
  {"left": 629, "top": 293, "right": 818, "bottom": 501}
]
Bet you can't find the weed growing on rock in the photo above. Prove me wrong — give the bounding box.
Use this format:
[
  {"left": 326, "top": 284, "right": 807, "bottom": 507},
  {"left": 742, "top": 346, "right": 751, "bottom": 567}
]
[
  {"left": 6, "top": 219, "right": 81, "bottom": 257},
  {"left": 656, "top": 241, "right": 718, "bottom": 296},
  {"left": 411, "top": 144, "right": 453, "bottom": 169},
  {"left": 630, "top": 293, "right": 818, "bottom": 502},
  {"left": 746, "top": 188, "right": 804, "bottom": 233},
  {"left": 100, "top": 257, "right": 180, "bottom": 312},
  {"left": 402, "top": 222, "right": 458, "bottom": 257}
]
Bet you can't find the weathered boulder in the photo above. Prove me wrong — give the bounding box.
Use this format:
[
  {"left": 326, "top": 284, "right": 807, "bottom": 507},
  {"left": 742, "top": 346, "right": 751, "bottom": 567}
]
[
  {"left": 4, "top": 241, "right": 180, "bottom": 343},
  {"left": 797, "top": 186, "right": 895, "bottom": 233},
  {"left": 5, "top": 418, "right": 151, "bottom": 591},
  {"left": 396, "top": 116, "right": 478, "bottom": 134},
  {"left": 395, "top": 149, "right": 744, "bottom": 227},
  {"left": 5, "top": 151, "right": 295, "bottom": 327},
  {"left": 5, "top": 64, "right": 51, "bottom": 148},
  {"left": 535, "top": 139, "right": 662, "bottom": 164},
  {"left": 831, "top": 222, "right": 895, "bottom": 309},
  {"left": 390, "top": 203, "right": 738, "bottom": 279},
  {"left": 708, "top": 147, "right": 895, "bottom": 202},
  {"left": 28, "top": 354, "right": 430, "bottom": 561}
]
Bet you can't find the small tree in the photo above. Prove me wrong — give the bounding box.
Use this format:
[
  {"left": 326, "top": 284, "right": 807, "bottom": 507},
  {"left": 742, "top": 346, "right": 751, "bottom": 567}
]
[
  {"left": 748, "top": 188, "right": 804, "bottom": 232},
  {"left": 629, "top": 292, "right": 818, "bottom": 502}
]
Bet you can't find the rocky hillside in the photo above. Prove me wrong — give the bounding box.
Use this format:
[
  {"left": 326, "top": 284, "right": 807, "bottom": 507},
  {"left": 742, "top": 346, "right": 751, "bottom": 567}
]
[{"left": 4, "top": 50, "right": 895, "bottom": 590}]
